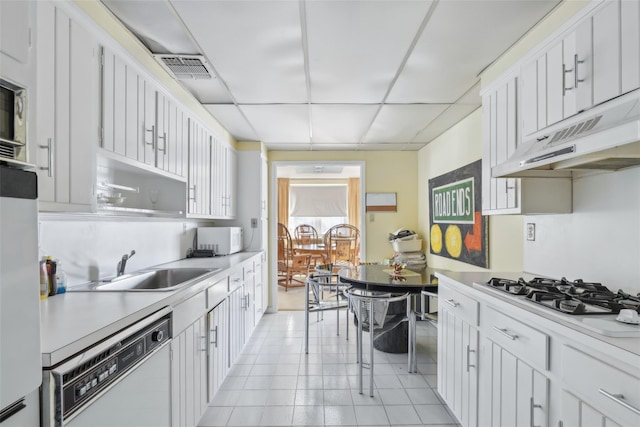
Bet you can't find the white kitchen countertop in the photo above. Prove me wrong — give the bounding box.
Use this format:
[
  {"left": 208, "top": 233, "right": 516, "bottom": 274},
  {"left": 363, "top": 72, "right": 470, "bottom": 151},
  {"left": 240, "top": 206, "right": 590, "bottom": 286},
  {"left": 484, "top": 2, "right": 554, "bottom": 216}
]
[
  {"left": 436, "top": 271, "right": 640, "bottom": 358},
  {"left": 40, "top": 252, "right": 261, "bottom": 367}
]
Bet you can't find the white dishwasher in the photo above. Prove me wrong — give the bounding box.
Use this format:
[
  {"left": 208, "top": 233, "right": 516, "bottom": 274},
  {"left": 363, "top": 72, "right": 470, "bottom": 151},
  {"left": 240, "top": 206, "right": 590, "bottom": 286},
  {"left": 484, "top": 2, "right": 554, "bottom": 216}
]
[{"left": 42, "top": 308, "right": 172, "bottom": 427}]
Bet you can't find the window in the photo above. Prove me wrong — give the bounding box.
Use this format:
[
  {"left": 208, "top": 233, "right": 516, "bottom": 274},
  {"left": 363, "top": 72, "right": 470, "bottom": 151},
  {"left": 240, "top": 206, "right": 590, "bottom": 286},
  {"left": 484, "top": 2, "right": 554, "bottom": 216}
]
[{"left": 289, "top": 184, "right": 348, "bottom": 235}]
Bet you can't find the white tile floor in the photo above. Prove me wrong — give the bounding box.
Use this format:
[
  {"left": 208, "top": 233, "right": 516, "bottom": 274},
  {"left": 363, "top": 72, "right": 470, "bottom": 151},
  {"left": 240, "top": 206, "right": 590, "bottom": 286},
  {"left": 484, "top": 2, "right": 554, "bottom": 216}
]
[{"left": 198, "top": 310, "right": 460, "bottom": 427}]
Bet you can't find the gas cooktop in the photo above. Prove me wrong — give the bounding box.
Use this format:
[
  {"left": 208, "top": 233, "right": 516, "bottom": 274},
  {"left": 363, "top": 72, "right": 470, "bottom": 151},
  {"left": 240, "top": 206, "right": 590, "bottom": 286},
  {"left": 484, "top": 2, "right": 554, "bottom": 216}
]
[
  {"left": 484, "top": 277, "right": 640, "bottom": 316},
  {"left": 475, "top": 276, "right": 640, "bottom": 338}
]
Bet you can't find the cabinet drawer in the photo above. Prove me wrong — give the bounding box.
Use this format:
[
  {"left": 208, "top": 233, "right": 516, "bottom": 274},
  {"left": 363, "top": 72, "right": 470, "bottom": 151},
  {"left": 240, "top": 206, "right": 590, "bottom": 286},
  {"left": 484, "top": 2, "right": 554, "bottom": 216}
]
[
  {"left": 562, "top": 345, "right": 640, "bottom": 427},
  {"left": 207, "top": 277, "right": 228, "bottom": 309},
  {"left": 484, "top": 306, "right": 549, "bottom": 371},
  {"left": 228, "top": 269, "right": 243, "bottom": 292},
  {"left": 438, "top": 284, "right": 479, "bottom": 327},
  {"left": 173, "top": 291, "right": 206, "bottom": 334}
]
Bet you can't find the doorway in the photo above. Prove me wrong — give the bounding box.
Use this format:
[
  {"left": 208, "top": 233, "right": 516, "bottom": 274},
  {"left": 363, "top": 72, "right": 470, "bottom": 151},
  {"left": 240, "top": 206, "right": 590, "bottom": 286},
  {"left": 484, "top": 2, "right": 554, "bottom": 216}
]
[{"left": 270, "top": 161, "right": 365, "bottom": 311}]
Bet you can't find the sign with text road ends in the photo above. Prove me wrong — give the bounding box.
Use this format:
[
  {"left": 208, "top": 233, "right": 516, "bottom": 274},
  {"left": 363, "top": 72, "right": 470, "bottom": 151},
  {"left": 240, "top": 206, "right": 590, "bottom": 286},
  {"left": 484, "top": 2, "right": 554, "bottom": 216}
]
[{"left": 428, "top": 160, "right": 488, "bottom": 268}]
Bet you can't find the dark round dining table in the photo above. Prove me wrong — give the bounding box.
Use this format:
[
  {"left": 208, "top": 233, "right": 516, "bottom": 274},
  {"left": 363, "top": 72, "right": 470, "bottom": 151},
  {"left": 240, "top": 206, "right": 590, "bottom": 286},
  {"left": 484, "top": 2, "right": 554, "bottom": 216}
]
[{"left": 337, "top": 264, "right": 441, "bottom": 294}]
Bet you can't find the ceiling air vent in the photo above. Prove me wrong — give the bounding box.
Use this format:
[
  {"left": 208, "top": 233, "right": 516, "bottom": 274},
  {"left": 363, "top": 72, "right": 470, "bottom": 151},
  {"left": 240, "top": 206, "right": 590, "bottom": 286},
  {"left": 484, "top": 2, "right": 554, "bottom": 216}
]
[
  {"left": 548, "top": 115, "right": 603, "bottom": 146},
  {"left": 153, "top": 54, "right": 213, "bottom": 80}
]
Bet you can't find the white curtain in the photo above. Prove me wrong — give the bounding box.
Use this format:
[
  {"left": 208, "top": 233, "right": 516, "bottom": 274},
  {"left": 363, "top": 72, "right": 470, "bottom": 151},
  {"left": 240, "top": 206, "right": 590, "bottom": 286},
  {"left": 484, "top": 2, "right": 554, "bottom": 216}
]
[{"left": 289, "top": 185, "right": 347, "bottom": 217}]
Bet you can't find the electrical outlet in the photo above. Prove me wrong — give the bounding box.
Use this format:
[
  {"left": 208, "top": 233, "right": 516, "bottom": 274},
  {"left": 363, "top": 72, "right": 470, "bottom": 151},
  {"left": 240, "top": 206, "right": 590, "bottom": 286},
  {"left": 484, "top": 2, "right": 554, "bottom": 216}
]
[
  {"left": 251, "top": 218, "right": 258, "bottom": 228},
  {"left": 526, "top": 223, "right": 535, "bottom": 241},
  {"left": 182, "top": 223, "right": 187, "bottom": 235}
]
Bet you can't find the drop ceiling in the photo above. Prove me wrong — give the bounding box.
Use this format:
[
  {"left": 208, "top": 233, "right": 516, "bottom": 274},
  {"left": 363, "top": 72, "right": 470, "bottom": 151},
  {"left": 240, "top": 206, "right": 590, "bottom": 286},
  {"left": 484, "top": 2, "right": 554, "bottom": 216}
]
[{"left": 101, "top": 0, "right": 561, "bottom": 151}]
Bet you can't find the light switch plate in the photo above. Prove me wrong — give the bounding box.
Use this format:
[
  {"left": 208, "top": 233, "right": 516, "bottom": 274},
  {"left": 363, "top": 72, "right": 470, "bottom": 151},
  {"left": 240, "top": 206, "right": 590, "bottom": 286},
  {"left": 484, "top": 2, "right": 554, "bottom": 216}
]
[{"left": 526, "top": 223, "right": 535, "bottom": 241}]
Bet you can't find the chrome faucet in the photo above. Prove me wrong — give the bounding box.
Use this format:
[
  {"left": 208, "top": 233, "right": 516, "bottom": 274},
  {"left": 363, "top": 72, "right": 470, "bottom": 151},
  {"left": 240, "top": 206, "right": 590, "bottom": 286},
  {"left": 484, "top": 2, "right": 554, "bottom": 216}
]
[{"left": 116, "top": 250, "right": 136, "bottom": 276}]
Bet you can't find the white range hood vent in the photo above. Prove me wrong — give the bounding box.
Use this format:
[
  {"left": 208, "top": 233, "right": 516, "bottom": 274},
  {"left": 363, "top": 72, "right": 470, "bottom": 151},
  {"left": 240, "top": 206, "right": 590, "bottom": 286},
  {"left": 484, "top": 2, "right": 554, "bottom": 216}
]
[
  {"left": 493, "top": 88, "right": 640, "bottom": 178},
  {"left": 153, "top": 54, "right": 213, "bottom": 80}
]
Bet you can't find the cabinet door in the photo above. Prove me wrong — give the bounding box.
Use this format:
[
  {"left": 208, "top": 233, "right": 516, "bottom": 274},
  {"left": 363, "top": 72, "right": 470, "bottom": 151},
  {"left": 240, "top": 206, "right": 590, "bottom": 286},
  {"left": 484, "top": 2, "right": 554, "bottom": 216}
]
[
  {"left": 124, "top": 64, "right": 139, "bottom": 161},
  {"left": 194, "top": 317, "right": 208, "bottom": 423},
  {"left": 592, "top": 0, "right": 621, "bottom": 106},
  {"left": 438, "top": 303, "right": 479, "bottom": 427},
  {"left": 561, "top": 391, "right": 623, "bottom": 427},
  {"left": 488, "top": 341, "right": 549, "bottom": 427},
  {"left": 244, "top": 263, "right": 256, "bottom": 337},
  {"left": 228, "top": 286, "right": 245, "bottom": 366},
  {"left": 208, "top": 299, "right": 229, "bottom": 402},
  {"left": 520, "top": 58, "right": 539, "bottom": 137},
  {"left": 170, "top": 333, "right": 184, "bottom": 427},
  {"left": 155, "top": 92, "right": 168, "bottom": 172},
  {"left": 226, "top": 147, "right": 237, "bottom": 218},
  {"left": 36, "top": 3, "right": 96, "bottom": 209},
  {"left": 142, "top": 80, "right": 156, "bottom": 167},
  {"left": 546, "top": 40, "right": 564, "bottom": 126},
  {"left": 254, "top": 257, "right": 264, "bottom": 324},
  {"left": 0, "top": 0, "right": 30, "bottom": 66},
  {"left": 621, "top": 0, "right": 640, "bottom": 93}
]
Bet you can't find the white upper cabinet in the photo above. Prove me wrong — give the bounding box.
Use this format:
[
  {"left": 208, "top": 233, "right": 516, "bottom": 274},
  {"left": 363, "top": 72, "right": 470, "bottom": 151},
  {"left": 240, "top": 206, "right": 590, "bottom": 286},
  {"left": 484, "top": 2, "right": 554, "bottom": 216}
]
[
  {"left": 34, "top": 1, "right": 98, "bottom": 212},
  {"left": 621, "top": 0, "right": 640, "bottom": 93},
  {"left": 482, "top": 73, "right": 572, "bottom": 215},
  {"left": 100, "top": 47, "right": 188, "bottom": 181},
  {"left": 520, "top": 0, "right": 637, "bottom": 138},
  {"left": 0, "top": 0, "right": 32, "bottom": 85}
]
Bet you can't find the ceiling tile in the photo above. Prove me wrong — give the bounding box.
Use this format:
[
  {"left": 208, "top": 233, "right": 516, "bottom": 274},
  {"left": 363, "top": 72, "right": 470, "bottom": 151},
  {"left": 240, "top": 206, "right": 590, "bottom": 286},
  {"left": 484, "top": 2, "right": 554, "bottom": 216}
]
[
  {"left": 387, "top": 0, "right": 560, "bottom": 103},
  {"left": 412, "top": 104, "right": 479, "bottom": 143},
  {"left": 308, "top": 142, "right": 361, "bottom": 151},
  {"left": 310, "top": 104, "right": 379, "bottom": 143},
  {"left": 364, "top": 104, "right": 448, "bottom": 143},
  {"left": 203, "top": 105, "right": 258, "bottom": 141},
  {"left": 103, "top": 0, "right": 199, "bottom": 54},
  {"left": 240, "top": 105, "right": 310, "bottom": 143},
  {"left": 171, "top": 0, "right": 307, "bottom": 103},
  {"left": 305, "top": 0, "right": 432, "bottom": 103},
  {"left": 181, "top": 79, "right": 233, "bottom": 104}
]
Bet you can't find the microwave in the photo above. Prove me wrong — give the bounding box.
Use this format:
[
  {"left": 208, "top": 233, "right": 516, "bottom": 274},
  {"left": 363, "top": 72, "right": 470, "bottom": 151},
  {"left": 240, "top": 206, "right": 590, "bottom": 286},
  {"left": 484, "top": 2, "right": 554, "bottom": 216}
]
[
  {"left": 0, "top": 78, "right": 27, "bottom": 165},
  {"left": 197, "top": 227, "right": 243, "bottom": 255}
]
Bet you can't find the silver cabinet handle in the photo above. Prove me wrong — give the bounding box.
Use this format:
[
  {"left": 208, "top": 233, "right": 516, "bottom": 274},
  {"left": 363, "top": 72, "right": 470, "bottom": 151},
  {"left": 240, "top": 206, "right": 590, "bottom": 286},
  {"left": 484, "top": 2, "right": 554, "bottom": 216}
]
[
  {"left": 599, "top": 389, "right": 640, "bottom": 415},
  {"left": 157, "top": 131, "right": 167, "bottom": 153},
  {"left": 188, "top": 185, "right": 197, "bottom": 202},
  {"left": 39, "top": 138, "right": 53, "bottom": 177},
  {"left": 493, "top": 326, "right": 519, "bottom": 340},
  {"left": 445, "top": 299, "right": 459, "bottom": 308},
  {"left": 210, "top": 326, "right": 218, "bottom": 348},
  {"left": 563, "top": 63, "right": 573, "bottom": 95},
  {"left": 466, "top": 345, "right": 476, "bottom": 372},
  {"left": 530, "top": 397, "right": 542, "bottom": 427},
  {"left": 574, "top": 54, "right": 584, "bottom": 88},
  {"left": 145, "top": 125, "right": 155, "bottom": 147}
]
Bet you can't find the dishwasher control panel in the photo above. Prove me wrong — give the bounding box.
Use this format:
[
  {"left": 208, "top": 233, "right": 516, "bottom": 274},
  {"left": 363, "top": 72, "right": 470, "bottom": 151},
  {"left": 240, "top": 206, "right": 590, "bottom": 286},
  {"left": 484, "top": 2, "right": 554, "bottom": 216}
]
[{"left": 58, "top": 315, "right": 171, "bottom": 420}]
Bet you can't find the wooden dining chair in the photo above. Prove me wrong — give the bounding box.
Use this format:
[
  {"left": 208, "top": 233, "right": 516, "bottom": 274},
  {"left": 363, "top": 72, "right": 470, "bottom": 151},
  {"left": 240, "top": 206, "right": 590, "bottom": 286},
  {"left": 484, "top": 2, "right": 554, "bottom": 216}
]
[
  {"left": 294, "top": 224, "right": 319, "bottom": 245},
  {"left": 277, "top": 223, "right": 310, "bottom": 291},
  {"left": 325, "top": 224, "right": 360, "bottom": 268}
]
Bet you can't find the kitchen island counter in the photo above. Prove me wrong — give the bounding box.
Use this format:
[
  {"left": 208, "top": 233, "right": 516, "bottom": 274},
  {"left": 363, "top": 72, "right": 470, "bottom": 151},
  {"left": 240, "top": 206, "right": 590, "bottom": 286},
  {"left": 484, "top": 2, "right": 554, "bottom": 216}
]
[{"left": 40, "top": 252, "right": 262, "bottom": 367}]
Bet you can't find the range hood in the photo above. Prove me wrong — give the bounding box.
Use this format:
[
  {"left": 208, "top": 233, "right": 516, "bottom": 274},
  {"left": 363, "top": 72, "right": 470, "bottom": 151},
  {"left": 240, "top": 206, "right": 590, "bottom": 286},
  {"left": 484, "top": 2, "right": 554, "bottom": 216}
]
[{"left": 493, "top": 88, "right": 640, "bottom": 178}]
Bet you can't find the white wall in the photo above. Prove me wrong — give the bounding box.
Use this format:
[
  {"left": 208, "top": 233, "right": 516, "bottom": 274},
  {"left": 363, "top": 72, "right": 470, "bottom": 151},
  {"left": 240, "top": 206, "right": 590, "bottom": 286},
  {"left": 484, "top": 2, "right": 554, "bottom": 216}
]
[
  {"left": 38, "top": 217, "right": 205, "bottom": 286},
  {"left": 524, "top": 167, "right": 640, "bottom": 294}
]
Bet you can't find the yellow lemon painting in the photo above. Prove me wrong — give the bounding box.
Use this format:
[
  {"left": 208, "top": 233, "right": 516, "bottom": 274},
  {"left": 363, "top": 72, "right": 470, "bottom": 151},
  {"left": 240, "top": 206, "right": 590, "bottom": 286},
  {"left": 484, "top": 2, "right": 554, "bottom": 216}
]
[
  {"left": 445, "top": 225, "right": 463, "bottom": 258},
  {"left": 430, "top": 224, "right": 442, "bottom": 254}
]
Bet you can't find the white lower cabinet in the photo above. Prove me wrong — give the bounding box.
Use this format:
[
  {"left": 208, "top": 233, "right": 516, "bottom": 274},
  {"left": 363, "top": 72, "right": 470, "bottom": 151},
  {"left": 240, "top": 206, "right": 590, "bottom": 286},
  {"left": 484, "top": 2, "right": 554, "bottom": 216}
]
[
  {"left": 228, "top": 271, "right": 245, "bottom": 367},
  {"left": 436, "top": 274, "right": 640, "bottom": 427},
  {"left": 485, "top": 341, "right": 549, "bottom": 427},
  {"left": 437, "top": 283, "right": 479, "bottom": 427},
  {"left": 207, "top": 299, "right": 229, "bottom": 402},
  {"left": 561, "top": 390, "right": 623, "bottom": 427},
  {"left": 171, "top": 316, "right": 207, "bottom": 427},
  {"left": 560, "top": 345, "right": 640, "bottom": 427}
]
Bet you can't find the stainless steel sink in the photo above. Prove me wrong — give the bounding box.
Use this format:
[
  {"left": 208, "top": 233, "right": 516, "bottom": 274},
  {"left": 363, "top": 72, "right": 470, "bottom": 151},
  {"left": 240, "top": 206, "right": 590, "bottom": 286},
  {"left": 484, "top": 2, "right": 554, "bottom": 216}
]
[{"left": 70, "top": 267, "right": 219, "bottom": 292}]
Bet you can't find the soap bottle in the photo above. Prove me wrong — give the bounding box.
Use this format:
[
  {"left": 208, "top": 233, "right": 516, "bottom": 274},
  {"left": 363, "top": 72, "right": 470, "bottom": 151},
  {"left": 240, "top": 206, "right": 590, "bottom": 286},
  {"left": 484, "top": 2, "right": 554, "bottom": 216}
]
[
  {"left": 55, "top": 261, "right": 67, "bottom": 294},
  {"left": 39, "top": 259, "right": 49, "bottom": 300}
]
